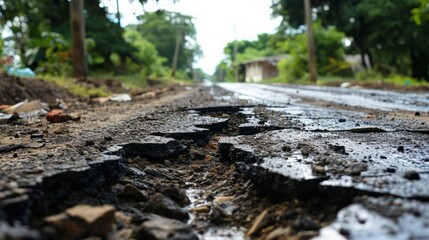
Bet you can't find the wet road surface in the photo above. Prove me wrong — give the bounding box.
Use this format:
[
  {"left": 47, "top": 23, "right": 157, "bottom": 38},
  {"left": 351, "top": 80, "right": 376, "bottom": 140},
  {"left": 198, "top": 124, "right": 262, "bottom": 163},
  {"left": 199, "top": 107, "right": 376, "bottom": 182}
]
[
  {"left": 0, "top": 83, "right": 428, "bottom": 239},
  {"left": 217, "top": 83, "right": 429, "bottom": 239},
  {"left": 218, "top": 83, "right": 429, "bottom": 112}
]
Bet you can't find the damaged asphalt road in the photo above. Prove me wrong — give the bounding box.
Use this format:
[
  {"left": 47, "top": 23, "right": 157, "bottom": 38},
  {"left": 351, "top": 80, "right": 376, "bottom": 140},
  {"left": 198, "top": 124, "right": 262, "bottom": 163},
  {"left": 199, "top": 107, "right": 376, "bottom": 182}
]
[{"left": 0, "top": 83, "right": 428, "bottom": 239}]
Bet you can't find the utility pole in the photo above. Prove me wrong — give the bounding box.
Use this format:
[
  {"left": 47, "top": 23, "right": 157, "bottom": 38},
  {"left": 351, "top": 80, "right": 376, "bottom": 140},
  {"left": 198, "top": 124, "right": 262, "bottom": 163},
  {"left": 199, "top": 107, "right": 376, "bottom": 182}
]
[
  {"left": 70, "top": 0, "right": 88, "bottom": 78},
  {"left": 116, "top": 0, "right": 121, "bottom": 27},
  {"left": 304, "top": 0, "right": 317, "bottom": 83},
  {"left": 171, "top": 32, "right": 182, "bottom": 78},
  {"left": 233, "top": 25, "right": 239, "bottom": 82}
]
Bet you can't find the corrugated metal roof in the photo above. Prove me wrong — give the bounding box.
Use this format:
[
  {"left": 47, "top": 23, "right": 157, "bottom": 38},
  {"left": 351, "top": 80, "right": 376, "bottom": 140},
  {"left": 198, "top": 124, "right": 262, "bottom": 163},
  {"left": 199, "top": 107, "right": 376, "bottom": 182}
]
[{"left": 240, "top": 55, "right": 290, "bottom": 66}]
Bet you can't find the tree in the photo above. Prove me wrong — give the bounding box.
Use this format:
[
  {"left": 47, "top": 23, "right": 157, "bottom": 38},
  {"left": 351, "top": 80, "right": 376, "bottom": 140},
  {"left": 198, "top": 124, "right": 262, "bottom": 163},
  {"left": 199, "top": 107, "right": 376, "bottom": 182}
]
[
  {"left": 412, "top": 0, "right": 429, "bottom": 25},
  {"left": 136, "top": 10, "right": 201, "bottom": 78},
  {"left": 70, "top": 0, "right": 87, "bottom": 77},
  {"left": 123, "top": 26, "right": 166, "bottom": 78},
  {"left": 271, "top": 0, "right": 429, "bottom": 80},
  {"left": 223, "top": 33, "right": 279, "bottom": 63},
  {"left": 278, "top": 22, "right": 347, "bottom": 82}
]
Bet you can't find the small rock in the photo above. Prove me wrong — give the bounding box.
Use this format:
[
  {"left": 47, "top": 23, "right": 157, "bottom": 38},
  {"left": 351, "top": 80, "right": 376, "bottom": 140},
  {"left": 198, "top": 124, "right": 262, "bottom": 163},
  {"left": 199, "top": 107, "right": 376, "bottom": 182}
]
[
  {"left": 70, "top": 113, "right": 81, "bottom": 121},
  {"left": 53, "top": 126, "right": 68, "bottom": 134},
  {"left": 338, "top": 118, "right": 346, "bottom": 123},
  {"left": 118, "top": 184, "right": 146, "bottom": 201},
  {"left": 133, "top": 217, "right": 198, "bottom": 240},
  {"left": 404, "top": 171, "right": 420, "bottom": 180},
  {"left": 312, "top": 165, "right": 326, "bottom": 175},
  {"left": 385, "top": 167, "right": 396, "bottom": 173},
  {"left": 157, "top": 184, "right": 190, "bottom": 207},
  {"left": 0, "top": 105, "right": 11, "bottom": 111},
  {"left": 415, "top": 112, "right": 421, "bottom": 116},
  {"left": 281, "top": 145, "right": 292, "bottom": 152},
  {"left": 266, "top": 227, "right": 291, "bottom": 240},
  {"left": 190, "top": 205, "right": 210, "bottom": 214},
  {"left": 26, "top": 142, "right": 45, "bottom": 149},
  {"left": 115, "top": 212, "right": 132, "bottom": 225},
  {"left": 46, "top": 109, "right": 73, "bottom": 123},
  {"left": 30, "top": 133, "right": 44, "bottom": 139},
  {"left": 0, "top": 221, "right": 41, "bottom": 239},
  {"left": 397, "top": 146, "right": 404, "bottom": 152},
  {"left": 351, "top": 127, "right": 384, "bottom": 133},
  {"left": 213, "top": 195, "right": 234, "bottom": 203},
  {"left": 65, "top": 205, "right": 116, "bottom": 235},
  {"left": 104, "top": 136, "right": 113, "bottom": 141},
  {"left": 246, "top": 210, "right": 271, "bottom": 237},
  {"left": 0, "top": 144, "right": 26, "bottom": 153},
  {"left": 45, "top": 204, "right": 115, "bottom": 238},
  {"left": 85, "top": 140, "right": 95, "bottom": 146},
  {"left": 293, "top": 216, "right": 319, "bottom": 231},
  {"left": 144, "top": 193, "right": 189, "bottom": 221},
  {"left": 329, "top": 144, "right": 346, "bottom": 154},
  {"left": 117, "top": 228, "right": 133, "bottom": 239}
]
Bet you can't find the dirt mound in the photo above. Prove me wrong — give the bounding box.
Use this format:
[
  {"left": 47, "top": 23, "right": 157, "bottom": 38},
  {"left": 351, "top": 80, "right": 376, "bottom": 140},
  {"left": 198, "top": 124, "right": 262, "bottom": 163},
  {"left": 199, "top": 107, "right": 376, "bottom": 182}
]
[{"left": 0, "top": 73, "right": 74, "bottom": 105}]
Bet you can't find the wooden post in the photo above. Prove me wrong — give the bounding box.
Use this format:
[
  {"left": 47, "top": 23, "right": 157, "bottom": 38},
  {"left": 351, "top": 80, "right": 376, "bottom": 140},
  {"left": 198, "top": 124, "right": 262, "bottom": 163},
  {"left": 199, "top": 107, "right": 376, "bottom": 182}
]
[
  {"left": 70, "top": 0, "right": 88, "bottom": 78},
  {"left": 304, "top": 0, "right": 317, "bottom": 83},
  {"left": 116, "top": 0, "right": 121, "bottom": 26},
  {"left": 233, "top": 26, "right": 239, "bottom": 82},
  {"left": 171, "top": 32, "right": 182, "bottom": 78}
]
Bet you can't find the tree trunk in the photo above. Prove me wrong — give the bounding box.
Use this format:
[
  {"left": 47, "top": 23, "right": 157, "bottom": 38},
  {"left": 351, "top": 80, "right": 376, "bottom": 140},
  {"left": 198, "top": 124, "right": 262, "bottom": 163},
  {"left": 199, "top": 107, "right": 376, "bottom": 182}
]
[
  {"left": 171, "top": 32, "right": 182, "bottom": 78},
  {"left": 70, "top": 0, "right": 88, "bottom": 78},
  {"left": 304, "top": 0, "right": 318, "bottom": 83},
  {"left": 411, "top": 53, "right": 429, "bottom": 80}
]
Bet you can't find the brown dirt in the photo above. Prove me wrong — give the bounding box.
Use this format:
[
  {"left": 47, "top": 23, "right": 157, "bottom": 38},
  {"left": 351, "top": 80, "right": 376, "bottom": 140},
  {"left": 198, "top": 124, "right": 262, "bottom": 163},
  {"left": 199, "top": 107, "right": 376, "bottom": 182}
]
[{"left": 0, "top": 73, "right": 75, "bottom": 105}]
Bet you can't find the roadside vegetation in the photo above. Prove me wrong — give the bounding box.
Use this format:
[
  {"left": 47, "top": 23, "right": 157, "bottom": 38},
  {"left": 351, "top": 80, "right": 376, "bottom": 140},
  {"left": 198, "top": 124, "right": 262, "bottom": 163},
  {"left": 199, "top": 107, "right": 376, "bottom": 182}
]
[
  {"left": 0, "top": 1, "right": 204, "bottom": 97},
  {"left": 215, "top": 0, "right": 429, "bottom": 89}
]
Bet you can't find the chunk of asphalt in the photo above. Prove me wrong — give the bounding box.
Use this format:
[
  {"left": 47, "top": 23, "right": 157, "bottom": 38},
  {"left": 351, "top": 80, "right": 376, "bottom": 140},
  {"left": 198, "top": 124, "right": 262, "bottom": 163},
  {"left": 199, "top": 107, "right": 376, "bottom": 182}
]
[
  {"left": 122, "top": 136, "right": 187, "bottom": 160},
  {"left": 219, "top": 129, "right": 429, "bottom": 198}
]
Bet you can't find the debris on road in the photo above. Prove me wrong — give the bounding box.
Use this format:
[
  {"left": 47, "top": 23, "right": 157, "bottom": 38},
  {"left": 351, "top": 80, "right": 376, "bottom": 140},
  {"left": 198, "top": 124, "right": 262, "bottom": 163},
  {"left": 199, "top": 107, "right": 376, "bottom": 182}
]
[
  {"left": 110, "top": 93, "right": 132, "bottom": 102},
  {"left": 45, "top": 204, "right": 116, "bottom": 238},
  {"left": 46, "top": 109, "right": 80, "bottom": 123}
]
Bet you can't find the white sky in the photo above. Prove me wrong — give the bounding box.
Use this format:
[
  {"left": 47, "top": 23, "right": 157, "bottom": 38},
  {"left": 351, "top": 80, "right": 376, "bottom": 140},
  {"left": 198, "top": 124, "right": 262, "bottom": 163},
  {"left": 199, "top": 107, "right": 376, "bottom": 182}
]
[{"left": 102, "top": 0, "right": 281, "bottom": 74}]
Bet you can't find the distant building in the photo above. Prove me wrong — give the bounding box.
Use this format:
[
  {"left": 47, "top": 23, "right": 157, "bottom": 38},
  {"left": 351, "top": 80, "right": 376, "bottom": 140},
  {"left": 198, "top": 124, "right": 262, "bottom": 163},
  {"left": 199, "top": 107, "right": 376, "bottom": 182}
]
[{"left": 240, "top": 55, "right": 289, "bottom": 82}]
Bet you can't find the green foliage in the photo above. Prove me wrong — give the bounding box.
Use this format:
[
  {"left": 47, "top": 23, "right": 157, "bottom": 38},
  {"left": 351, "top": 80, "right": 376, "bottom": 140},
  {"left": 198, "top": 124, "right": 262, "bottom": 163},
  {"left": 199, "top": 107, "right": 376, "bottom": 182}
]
[
  {"left": 136, "top": 10, "right": 201, "bottom": 78},
  {"left": 213, "top": 60, "right": 235, "bottom": 82},
  {"left": 354, "top": 69, "right": 383, "bottom": 81},
  {"left": 216, "top": 33, "right": 286, "bottom": 82},
  {"left": 41, "top": 75, "right": 111, "bottom": 98},
  {"left": 223, "top": 33, "right": 282, "bottom": 63},
  {"left": 412, "top": 0, "right": 429, "bottom": 25},
  {"left": 192, "top": 68, "right": 209, "bottom": 82},
  {"left": 272, "top": 0, "right": 429, "bottom": 81},
  {"left": 278, "top": 23, "right": 347, "bottom": 82},
  {"left": 123, "top": 26, "right": 167, "bottom": 78},
  {"left": 32, "top": 32, "right": 71, "bottom": 76}
]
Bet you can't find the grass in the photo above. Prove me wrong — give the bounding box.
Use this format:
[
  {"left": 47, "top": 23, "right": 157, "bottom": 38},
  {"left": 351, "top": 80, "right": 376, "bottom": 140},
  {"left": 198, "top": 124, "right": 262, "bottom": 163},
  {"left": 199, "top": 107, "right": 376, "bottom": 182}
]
[
  {"left": 93, "top": 72, "right": 149, "bottom": 90},
  {"left": 39, "top": 72, "right": 195, "bottom": 98},
  {"left": 39, "top": 75, "right": 112, "bottom": 98}
]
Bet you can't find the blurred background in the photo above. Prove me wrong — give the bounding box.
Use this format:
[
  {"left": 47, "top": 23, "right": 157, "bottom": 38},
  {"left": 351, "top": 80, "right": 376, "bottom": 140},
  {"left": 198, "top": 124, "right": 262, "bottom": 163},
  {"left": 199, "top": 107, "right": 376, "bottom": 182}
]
[{"left": 0, "top": 0, "right": 428, "bottom": 93}]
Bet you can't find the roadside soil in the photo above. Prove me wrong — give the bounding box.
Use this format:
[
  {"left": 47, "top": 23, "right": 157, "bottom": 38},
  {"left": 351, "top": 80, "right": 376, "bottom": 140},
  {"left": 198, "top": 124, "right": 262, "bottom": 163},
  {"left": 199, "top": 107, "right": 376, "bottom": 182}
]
[{"left": 0, "top": 73, "right": 74, "bottom": 105}]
